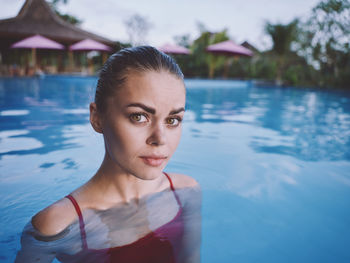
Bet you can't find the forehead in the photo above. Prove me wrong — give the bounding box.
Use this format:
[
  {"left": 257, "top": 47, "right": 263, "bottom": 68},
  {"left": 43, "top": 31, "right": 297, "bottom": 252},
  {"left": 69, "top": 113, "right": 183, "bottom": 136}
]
[{"left": 113, "top": 71, "right": 186, "bottom": 109}]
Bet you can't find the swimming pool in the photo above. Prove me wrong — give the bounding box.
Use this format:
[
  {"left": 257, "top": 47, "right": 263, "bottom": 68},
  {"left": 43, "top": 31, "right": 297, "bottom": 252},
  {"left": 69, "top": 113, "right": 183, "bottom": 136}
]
[{"left": 0, "top": 76, "right": 350, "bottom": 262}]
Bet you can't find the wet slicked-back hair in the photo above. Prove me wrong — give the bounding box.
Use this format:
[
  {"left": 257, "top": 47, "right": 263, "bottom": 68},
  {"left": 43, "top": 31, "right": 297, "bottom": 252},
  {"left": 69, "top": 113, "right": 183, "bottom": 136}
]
[{"left": 95, "top": 46, "right": 184, "bottom": 113}]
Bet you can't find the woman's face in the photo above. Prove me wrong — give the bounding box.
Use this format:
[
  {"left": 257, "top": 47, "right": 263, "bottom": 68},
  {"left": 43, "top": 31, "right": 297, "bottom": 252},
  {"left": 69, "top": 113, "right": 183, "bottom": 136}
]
[{"left": 98, "top": 70, "right": 186, "bottom": 180}]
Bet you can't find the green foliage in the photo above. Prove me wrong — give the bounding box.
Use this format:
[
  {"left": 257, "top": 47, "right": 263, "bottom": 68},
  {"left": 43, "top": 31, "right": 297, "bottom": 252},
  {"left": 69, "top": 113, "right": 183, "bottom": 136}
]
[
  {"left": 259, "top": 0, "right": 350, "bottom": 89},
  {"left": 54, "top": 11, "right": 82, "bottom": 25},
  {"left": 264, "top": 20, "right": 299, "bottom": 84},
  {"left": 251, "top": 54, "right": 277, "bottom": 81},
  {"left": 297, "top": 0, "right": 350, "bottom": 88},
  {"left": 227, "top": 57, "right": 258, "bottom": 80},
  {"left": 265, "top": 20, "right": 298, "bottom": 56},
  {"left": 177, "top": 0, "right": 350, "bottom": 89}
]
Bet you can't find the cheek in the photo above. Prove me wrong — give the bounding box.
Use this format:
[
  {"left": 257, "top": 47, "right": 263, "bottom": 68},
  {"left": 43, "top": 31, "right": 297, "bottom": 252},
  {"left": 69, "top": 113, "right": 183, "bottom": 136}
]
[
  {"left": 103, "top": 121, "right": 145, "bottom": 156},
  {"left": 168, "top": 128, "right": 182, "bottom": 152},
  {"left": 119, "top": 127, "right": 146, "bottom": 153}
]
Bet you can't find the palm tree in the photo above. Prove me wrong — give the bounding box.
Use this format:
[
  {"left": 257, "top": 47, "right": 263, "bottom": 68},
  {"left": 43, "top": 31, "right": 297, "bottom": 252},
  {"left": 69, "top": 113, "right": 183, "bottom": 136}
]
[
  {"left": 206, "top": 31, "right": 230, "bottom": 78},
  {"left": 191, "top": 28, "right": 229, "bottom": 78}
]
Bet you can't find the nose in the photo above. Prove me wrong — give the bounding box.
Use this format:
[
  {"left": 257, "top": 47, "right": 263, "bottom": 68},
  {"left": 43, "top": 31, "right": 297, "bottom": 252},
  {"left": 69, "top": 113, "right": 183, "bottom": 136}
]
[{"left": 146, "top": 124, "right": 166, "bottom": 146}]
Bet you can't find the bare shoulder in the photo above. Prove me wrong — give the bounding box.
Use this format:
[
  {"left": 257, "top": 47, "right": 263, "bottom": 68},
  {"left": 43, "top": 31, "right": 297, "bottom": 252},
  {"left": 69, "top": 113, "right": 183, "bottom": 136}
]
[
  {"left": 166, "top": 172, "right": 199, "bottom": 189},
  {"left": 31, "top": 197, "right": 77, "bottom": 236}
]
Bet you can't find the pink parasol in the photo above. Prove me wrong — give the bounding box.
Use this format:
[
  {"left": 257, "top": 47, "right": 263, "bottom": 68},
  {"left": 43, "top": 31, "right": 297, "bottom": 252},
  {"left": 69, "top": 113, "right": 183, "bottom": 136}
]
[
  {"left": 69, "top": 39, "right": 112, "bottom": 52},
  {"left": 10, "top": 34, "right": 64, "bottom": 69},
  {"left": 69, "top": 39, "right": 112, "bottom": 73},
  {"left": 206, "top": 40, "right": 253, "bottom": 78},
  {"left": 11, "top": 34, "right": 65, "bottom": 50},
  {"left": 206, "top": 40, "right": 253, "bottom": 57},
  {"left": 158, "top": 43, "right": 190, "bottom": 55}
]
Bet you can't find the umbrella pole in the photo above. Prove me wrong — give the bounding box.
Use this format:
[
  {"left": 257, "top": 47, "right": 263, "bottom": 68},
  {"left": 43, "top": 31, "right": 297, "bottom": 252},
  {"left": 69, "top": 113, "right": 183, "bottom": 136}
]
[
  {"left": 88, "top": 57, "right": 93, "bottom": 75},
  {"left": 223, "top": 57, "right": 234, "bottom": 79},
  {"left": 58, "top": 52, "right": 63, "bottom": 73},
  {"left": 68, "top": 50, "right": 74, "bottom": 72},
  {"left": 208, "top": 55, "right": 216, "bottom": 79},
  {"left": 103, "top": 52, "right": 108, "bottom": 64},
  {"left": 31, "top": 48, "right": 37, "bottom": 69}
]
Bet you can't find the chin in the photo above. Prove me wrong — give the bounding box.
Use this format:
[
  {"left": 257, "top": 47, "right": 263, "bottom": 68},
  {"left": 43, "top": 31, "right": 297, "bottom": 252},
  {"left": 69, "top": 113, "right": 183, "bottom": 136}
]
[
  {"left": 141, "top": 174, "right": 160, "bottom": 181},
  {"left": 134, "top": 167, "right": 165, "bottom": 181}
]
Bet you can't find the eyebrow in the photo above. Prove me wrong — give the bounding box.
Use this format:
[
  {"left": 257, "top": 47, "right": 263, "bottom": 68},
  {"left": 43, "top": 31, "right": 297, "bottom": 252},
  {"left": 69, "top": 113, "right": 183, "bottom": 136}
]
[{"left": 126, "top": 103, "right": 185, "bottom": 115}]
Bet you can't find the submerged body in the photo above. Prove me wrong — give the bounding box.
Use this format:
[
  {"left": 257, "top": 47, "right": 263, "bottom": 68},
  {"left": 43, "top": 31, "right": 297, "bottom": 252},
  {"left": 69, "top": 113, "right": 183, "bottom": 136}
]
[{"left": 16, "top": 173, "right": 201, "bottom": 262}]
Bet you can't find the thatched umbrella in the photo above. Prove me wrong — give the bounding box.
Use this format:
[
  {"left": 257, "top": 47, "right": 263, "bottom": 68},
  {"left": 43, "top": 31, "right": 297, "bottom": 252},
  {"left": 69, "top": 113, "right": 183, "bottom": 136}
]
[
  {"left": 206, "top": 40, "right": 253, "bottom": 78},
  {"left": 159, "top": 43, "right": 190, "bottom": 55},
  {"left": 11, "top": 34, "right": 65, "bottom": 69},
  {"left": 70, "top": 38, "right": 112, "bottom": 52},
  {"left": 69, "top": 38, "right": 113, "bottom": 73}
]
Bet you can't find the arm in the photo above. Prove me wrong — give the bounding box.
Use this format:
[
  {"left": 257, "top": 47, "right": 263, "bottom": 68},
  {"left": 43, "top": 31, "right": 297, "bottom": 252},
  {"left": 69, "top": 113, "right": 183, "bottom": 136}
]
[
  {"left": 15, "top": 221, "right": 58, "bottom": 263},
  {"left": 16, "top": 198, "right": 77, "bottom": 263}
]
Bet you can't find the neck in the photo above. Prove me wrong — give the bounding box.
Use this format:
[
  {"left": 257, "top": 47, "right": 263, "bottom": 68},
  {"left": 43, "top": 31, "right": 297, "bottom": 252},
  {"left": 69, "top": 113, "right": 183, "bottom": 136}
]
[{"left": 88, "top": 153, "right": 164, "bottom": 205}]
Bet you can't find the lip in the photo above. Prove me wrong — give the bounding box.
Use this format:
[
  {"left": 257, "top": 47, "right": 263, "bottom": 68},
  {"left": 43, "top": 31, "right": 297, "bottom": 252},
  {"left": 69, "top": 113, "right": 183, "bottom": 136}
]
[{"left": 140, "top": 156, "right": 167, "bottom": 167}]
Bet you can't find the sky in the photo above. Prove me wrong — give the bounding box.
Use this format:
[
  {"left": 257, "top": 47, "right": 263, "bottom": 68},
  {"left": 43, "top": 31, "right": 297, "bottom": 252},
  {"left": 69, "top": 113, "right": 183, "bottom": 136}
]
[{"left": 0, "top": 0, "right": 321, "bottom": 51}]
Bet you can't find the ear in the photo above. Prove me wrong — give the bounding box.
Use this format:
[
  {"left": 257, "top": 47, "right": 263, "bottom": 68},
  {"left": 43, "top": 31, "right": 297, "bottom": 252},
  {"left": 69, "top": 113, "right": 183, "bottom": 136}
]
[{"left": 90, "top": 102, "right": 103, "bottom": 134}]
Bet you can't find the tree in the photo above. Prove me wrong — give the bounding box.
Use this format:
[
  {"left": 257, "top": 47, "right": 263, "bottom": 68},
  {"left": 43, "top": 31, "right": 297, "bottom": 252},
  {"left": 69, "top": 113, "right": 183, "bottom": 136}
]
[
  {"left": 206, "top": 30, "right": 230, "bottom": 78},
  {"left": 298, "top": 0, "right": 350, "bottom": 87},
  {"left": 48, "top": 0, "right": 82, "bottom": 25},
  {"left": 174, "top": 34, "right": 191, "bottom": 48},
  {"left": 172, "top": 34, "right": 194, "bottom": 77},
  {"left": 124, "top": 14, "right": 152, "bottom": 46},
  {"left": 264, "top": 20, "right": 298, "bottom": 84}
]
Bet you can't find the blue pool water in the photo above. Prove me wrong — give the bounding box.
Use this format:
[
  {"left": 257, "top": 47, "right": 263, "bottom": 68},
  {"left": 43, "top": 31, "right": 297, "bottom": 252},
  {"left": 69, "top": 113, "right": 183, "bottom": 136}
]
[{"left": 0, "top": 76, "right": 350, "bottom": 262}]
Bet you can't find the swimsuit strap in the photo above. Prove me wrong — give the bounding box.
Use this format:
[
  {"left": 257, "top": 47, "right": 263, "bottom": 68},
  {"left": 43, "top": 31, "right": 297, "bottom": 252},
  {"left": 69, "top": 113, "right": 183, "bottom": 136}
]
[
  {"left": 65, "top": 194, "right": 88, "bottom": 250},
  {"left": 163, "top": 172, "right": 175, "bottom": 191},
  {"left": 163, "top": 172, "right": 182, "bottom": 207}
]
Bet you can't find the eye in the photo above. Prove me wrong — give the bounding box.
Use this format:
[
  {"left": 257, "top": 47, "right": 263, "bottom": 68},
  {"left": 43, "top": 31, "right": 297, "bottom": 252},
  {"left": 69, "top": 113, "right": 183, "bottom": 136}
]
[
  {"left": 166, "top": 117, "right": 181, "bottom": 126},
  {"left": 130, "top": 113, "right": 148, "bottom": 123}
]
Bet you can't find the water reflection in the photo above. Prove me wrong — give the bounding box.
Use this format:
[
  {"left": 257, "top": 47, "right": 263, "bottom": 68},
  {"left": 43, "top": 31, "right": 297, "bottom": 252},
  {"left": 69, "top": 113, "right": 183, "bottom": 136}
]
[
  {"left": 185, "top": 81, "right": 350, "bottom": 161},
  {"left": 0, "top": 76, "right": 94, "bottom": 159},
  {"left": 0, "top": 110, "right": 30, "bottom": 116},
  {"left": 0, "top": 129, "right": 43, "bottom": 154}
]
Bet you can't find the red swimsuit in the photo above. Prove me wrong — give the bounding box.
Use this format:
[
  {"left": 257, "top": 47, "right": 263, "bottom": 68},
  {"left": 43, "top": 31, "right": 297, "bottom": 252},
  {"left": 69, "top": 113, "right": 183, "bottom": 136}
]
[{"left": 56, "top": 172, "right": 184, "bottom": 263}]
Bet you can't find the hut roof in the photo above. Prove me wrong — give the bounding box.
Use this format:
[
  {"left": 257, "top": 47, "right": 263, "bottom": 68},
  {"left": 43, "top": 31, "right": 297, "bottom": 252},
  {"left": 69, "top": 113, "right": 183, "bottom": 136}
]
[{"left": 0, "top": 0, "right": 114, "bottom": 46}]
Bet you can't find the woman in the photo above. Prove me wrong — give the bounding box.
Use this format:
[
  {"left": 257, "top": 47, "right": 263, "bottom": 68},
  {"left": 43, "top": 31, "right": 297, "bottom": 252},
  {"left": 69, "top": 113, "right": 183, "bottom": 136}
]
[{"left": 16, "top": 46, "right": 201, "bottom": 262}]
